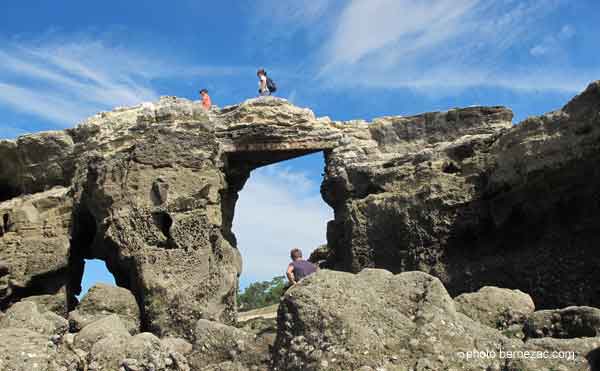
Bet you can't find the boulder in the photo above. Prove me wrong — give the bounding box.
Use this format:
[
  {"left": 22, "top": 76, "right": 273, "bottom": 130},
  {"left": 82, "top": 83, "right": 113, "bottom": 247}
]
[
  {"left": 87, "top": 332, "right": 191, "bottom": 371},
  {"left": 68, "top": 283, "right": 140, "bottom": 334},
  {"left": 518, "top": 337, "right": 600, "bottom": 371},
  {"left": 0, "top": 328, "right": 81, "bottom": 371},
  {"left": 188, "top": 319, "right": 270, "bottom": 370},
  {"left": 22, "top": 291, "right": 68, "bottom": 316},
  {"left": 127, "top": 333, "right": 188, "bottom": 370},
  {"left": 74, "top": 314, "right": 131, "bottom": 352},
  {"left": 454, "top": 286, "right": 535, "bottom": 329},
  {"left": 308, "top": 245, "right": 333, "bottom": 268},
  {"left": 88, "top": 334, "right": 130, "bottom": 370},
  {"left": 272, "top": 269, "right": 591, "bottom": 371},
  {"left": 198, "top": 362, "right": 249, "bottom": 371},
  {"left": 161, "top": 336, "right": 193, "bottom": 355},
  {"left": 524, "top": 306, "right": 600, "bottom": 339},
  {"left": 0, "top": 301, "right": 68, "bottom": 336}
]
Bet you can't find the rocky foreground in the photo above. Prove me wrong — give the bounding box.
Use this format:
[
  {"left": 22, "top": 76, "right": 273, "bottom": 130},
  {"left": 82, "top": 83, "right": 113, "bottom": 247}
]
[
  {"left": 0, "top": 271, "right": 597, "bottom": 370},
  {"left": 1, "top": 81, "right": 599, "bottom": 370}
]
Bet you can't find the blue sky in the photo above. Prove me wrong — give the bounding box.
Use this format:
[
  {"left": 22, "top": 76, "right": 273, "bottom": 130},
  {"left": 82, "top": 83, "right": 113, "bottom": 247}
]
[{"left": 2, "top": 1, "right": 598, "bottom": 294}]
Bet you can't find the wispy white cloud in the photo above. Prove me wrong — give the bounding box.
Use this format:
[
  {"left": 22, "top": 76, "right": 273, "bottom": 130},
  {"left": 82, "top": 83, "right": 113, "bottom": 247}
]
[
  {"left": 530, "top": 24, "right": 576, "bottom": 57},
  {"left": 0, "top": 40, "right": 160, "bottom": 125},
  {"left": 245, "top": 0, "right": 336, "bottom": 56},
  {"left": 0, "top": 82, "right": 100, "bottom": 124},
  {"left": 313, "top": 0, "right": 592, "bottom": 94},
  {"left": 0, "top": 37, "right": 249, "bottom": 126},
  {"left": 325, "top": 0, "right": 478, "bottom": 65},
  {"left": 233, "top": 163, "right": 331, "bottom": 285},
  {"left": 253, "top": 0, "right": 331, "bottom": 28}
]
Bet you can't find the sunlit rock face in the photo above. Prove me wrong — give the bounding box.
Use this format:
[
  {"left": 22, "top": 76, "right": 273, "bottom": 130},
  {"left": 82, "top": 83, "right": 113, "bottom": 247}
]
[
  {"left": 0, "top": 96, "right": 346, "bottom": 339},
  {"left": 1, "top": 81, "right": 599, "bottom": 348},
  {"left": 273, "top": 269, "right": 596, "bottom": 371},
  {"left": 322, "top": 81, "right": 600, "bottom": 310}
]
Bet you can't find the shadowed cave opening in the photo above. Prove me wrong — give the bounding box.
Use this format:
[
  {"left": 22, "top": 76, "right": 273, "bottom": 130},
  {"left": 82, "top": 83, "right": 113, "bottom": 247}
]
[
  {"left": 230, "top": 151, "right": 333, "bottom": 291},
  {"left": 67, "top": 205, "right": 147, "bottom": 330},
  {"left": 0, "top": 184, "right": 20, "bottom": 203}
]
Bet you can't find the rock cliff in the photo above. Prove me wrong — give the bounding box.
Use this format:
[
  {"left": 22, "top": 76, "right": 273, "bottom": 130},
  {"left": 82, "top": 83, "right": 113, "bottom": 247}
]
[
  {"left": 322, "top": 80, "right": 600, "bottom": 310},
  {"left": 0, "top": 81, "right": 599, "bottom": 370},
  {"left": 0, "top": 96, "right": 346, "bottom": 338}
]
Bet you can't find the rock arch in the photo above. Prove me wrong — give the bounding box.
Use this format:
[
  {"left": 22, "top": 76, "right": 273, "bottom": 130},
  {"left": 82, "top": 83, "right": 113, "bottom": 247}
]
[
  {"left": 1, "top": 81, "right": 600, "bottom": 341},
  {"left": 53, "top": 97, "right": 344, "bottom": 337}
]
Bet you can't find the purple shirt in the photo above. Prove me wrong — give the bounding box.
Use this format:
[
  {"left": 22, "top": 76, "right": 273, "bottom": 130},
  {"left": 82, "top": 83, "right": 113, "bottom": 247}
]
[{"left": 291, "top": 260, "right": 317, "bottom": 281}]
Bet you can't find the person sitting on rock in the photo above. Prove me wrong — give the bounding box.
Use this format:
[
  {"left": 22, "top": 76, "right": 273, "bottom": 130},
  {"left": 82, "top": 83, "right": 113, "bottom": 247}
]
[
  {"left": 286, "top": 248, "right": 317, "bottom": 285},
  {"left": 200, "top": 89, "right": 212, "bottom": 110}
]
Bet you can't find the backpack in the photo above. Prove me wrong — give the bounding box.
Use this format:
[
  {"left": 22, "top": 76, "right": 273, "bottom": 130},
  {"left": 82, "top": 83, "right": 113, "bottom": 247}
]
[{"left": 266, "top": 77, "right": 277, "bottom": 93}]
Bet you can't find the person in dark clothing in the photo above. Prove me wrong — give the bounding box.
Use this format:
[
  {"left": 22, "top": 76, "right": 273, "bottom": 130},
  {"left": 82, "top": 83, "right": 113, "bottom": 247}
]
[
  {"left": 286, "top": 248, "right": 318, "bottom": 285},
  {"left": 257, "top": 68, "right": 270, "bottom": 96}
]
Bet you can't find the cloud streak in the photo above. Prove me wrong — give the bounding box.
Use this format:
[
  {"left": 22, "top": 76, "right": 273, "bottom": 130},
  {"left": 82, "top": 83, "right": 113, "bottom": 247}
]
[
  {"left": 0, "top": 40, "right": 160, "bottom": 125},
  {"left": 0, "top": 37, "right": 250, "bottom": 127},
  {"left": 325, "top": 0, "right": 478, "bottom": 65},
  {"left": 313, "top": 0, "right": 593, "bottom": 94}
]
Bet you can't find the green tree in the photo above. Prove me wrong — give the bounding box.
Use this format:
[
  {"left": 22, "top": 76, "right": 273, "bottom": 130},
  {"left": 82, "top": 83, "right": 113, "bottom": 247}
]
[{"left": 237, "top": 276, "right": 286, "bottom": 311}]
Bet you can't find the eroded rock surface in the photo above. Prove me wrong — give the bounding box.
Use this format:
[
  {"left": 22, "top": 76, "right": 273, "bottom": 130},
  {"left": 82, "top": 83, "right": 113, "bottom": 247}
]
[
  {"left": 454, "top": 286, "right": 535, "bottom": 330},
  {"left": 273, "top": 269, "right": 593, "bottom": 371},
  {"left": 68, "top": 283, "right": 140, "bottom": 334},
  {"left": 0, "top": 82, "right": 599, "bottom": 370},
  {"left": 525, "top": 306, "right": 600, "bottom": 339},
  {"left": 0, "top": 301, "right": 68, "bottom": 336},
  {"left": 0, "top": 187, "right": 72, "bottom": 310},
  {"left": 0, "top": 131, "right": 75, "bottom": 202},
  {"left": 0, "top": 328, "right": 80, "bottom": 371},
  {"left": 322, "top": 81, "right": 600, "bottom": 310},
  {"left": 189, "top": 319, "right": 271, "bottom": 370}
]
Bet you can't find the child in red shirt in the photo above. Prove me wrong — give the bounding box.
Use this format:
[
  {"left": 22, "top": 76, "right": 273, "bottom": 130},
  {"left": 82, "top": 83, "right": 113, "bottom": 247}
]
[{"left": 200, "top": 89, "right": 212, "bottom": 110}]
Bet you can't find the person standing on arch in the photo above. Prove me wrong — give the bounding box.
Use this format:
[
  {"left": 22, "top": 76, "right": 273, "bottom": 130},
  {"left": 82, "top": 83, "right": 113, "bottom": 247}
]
[
  {"left": 257, "top": 68, "right": 277, "bottom": 97},
  {"left": 286, "top": 248, "right": 318, "bottom": 286}
]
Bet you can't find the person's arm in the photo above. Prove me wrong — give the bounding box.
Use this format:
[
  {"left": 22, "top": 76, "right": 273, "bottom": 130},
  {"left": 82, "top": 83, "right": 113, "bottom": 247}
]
[{"left": 286, "top": 264, "right": 296, "bottom": 285}]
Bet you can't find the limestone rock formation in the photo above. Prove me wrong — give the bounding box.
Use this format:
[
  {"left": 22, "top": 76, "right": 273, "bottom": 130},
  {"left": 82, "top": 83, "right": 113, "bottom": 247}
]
[
  {"left": 0, "top": 300, "right": 81, "bottom": 371},
  {"left": 0, "top": 187, "right": 72, "bottom": 310},
  {"left": 0, "top": 131, "right": 75, "bottom": 200},
  {"left": 188, "top": 319, "right": 271, "bottom": 370},
  {"left": 454, "top": 286, "right": 535, "bottom": 330},
  {"left": 1, "top": 80, "right": 600, "bottom": 370},
  {"left": 524, "top": 306, "right": 600, "bottom": 339},
  {"left": 0, "top": 96, "right": 346, "bottom": 338},
  {"left": 22, "top": 292, "right": 69, "bottom": 316},
  {"left": 0, "top": 328, "right": 80, "bottom": 371},
  {"left": 273, "top": 269, "right": 592, "bottom": 371},
  {"left": 322, "top": 80, "right": 600, "bottom": 310},
  {"left": 68, "top": 283, "right": 140, "bottom": 334},
  {"left": 74, "top": 314, "right": 131, "bottom": 352},
  {"left": 0, "top": 301, "right": 68, "bottom": 336}
]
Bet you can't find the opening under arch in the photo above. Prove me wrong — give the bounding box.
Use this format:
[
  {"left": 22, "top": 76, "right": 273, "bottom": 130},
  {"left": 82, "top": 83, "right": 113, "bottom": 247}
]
[
  {"left": 232, "top": 151, "right": 333, "bottom": 291},
  {"left": 77, "top": 259, "right": 117, "bottom": 299},
  {"left": 66, "top": 205, "right": 142, "bottom": 319}
]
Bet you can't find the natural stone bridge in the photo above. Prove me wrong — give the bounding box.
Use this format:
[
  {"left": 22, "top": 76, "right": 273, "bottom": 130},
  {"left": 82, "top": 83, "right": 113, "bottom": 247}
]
[{"left": 1, "top": 81, "right": 600, "bottom": 340}]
